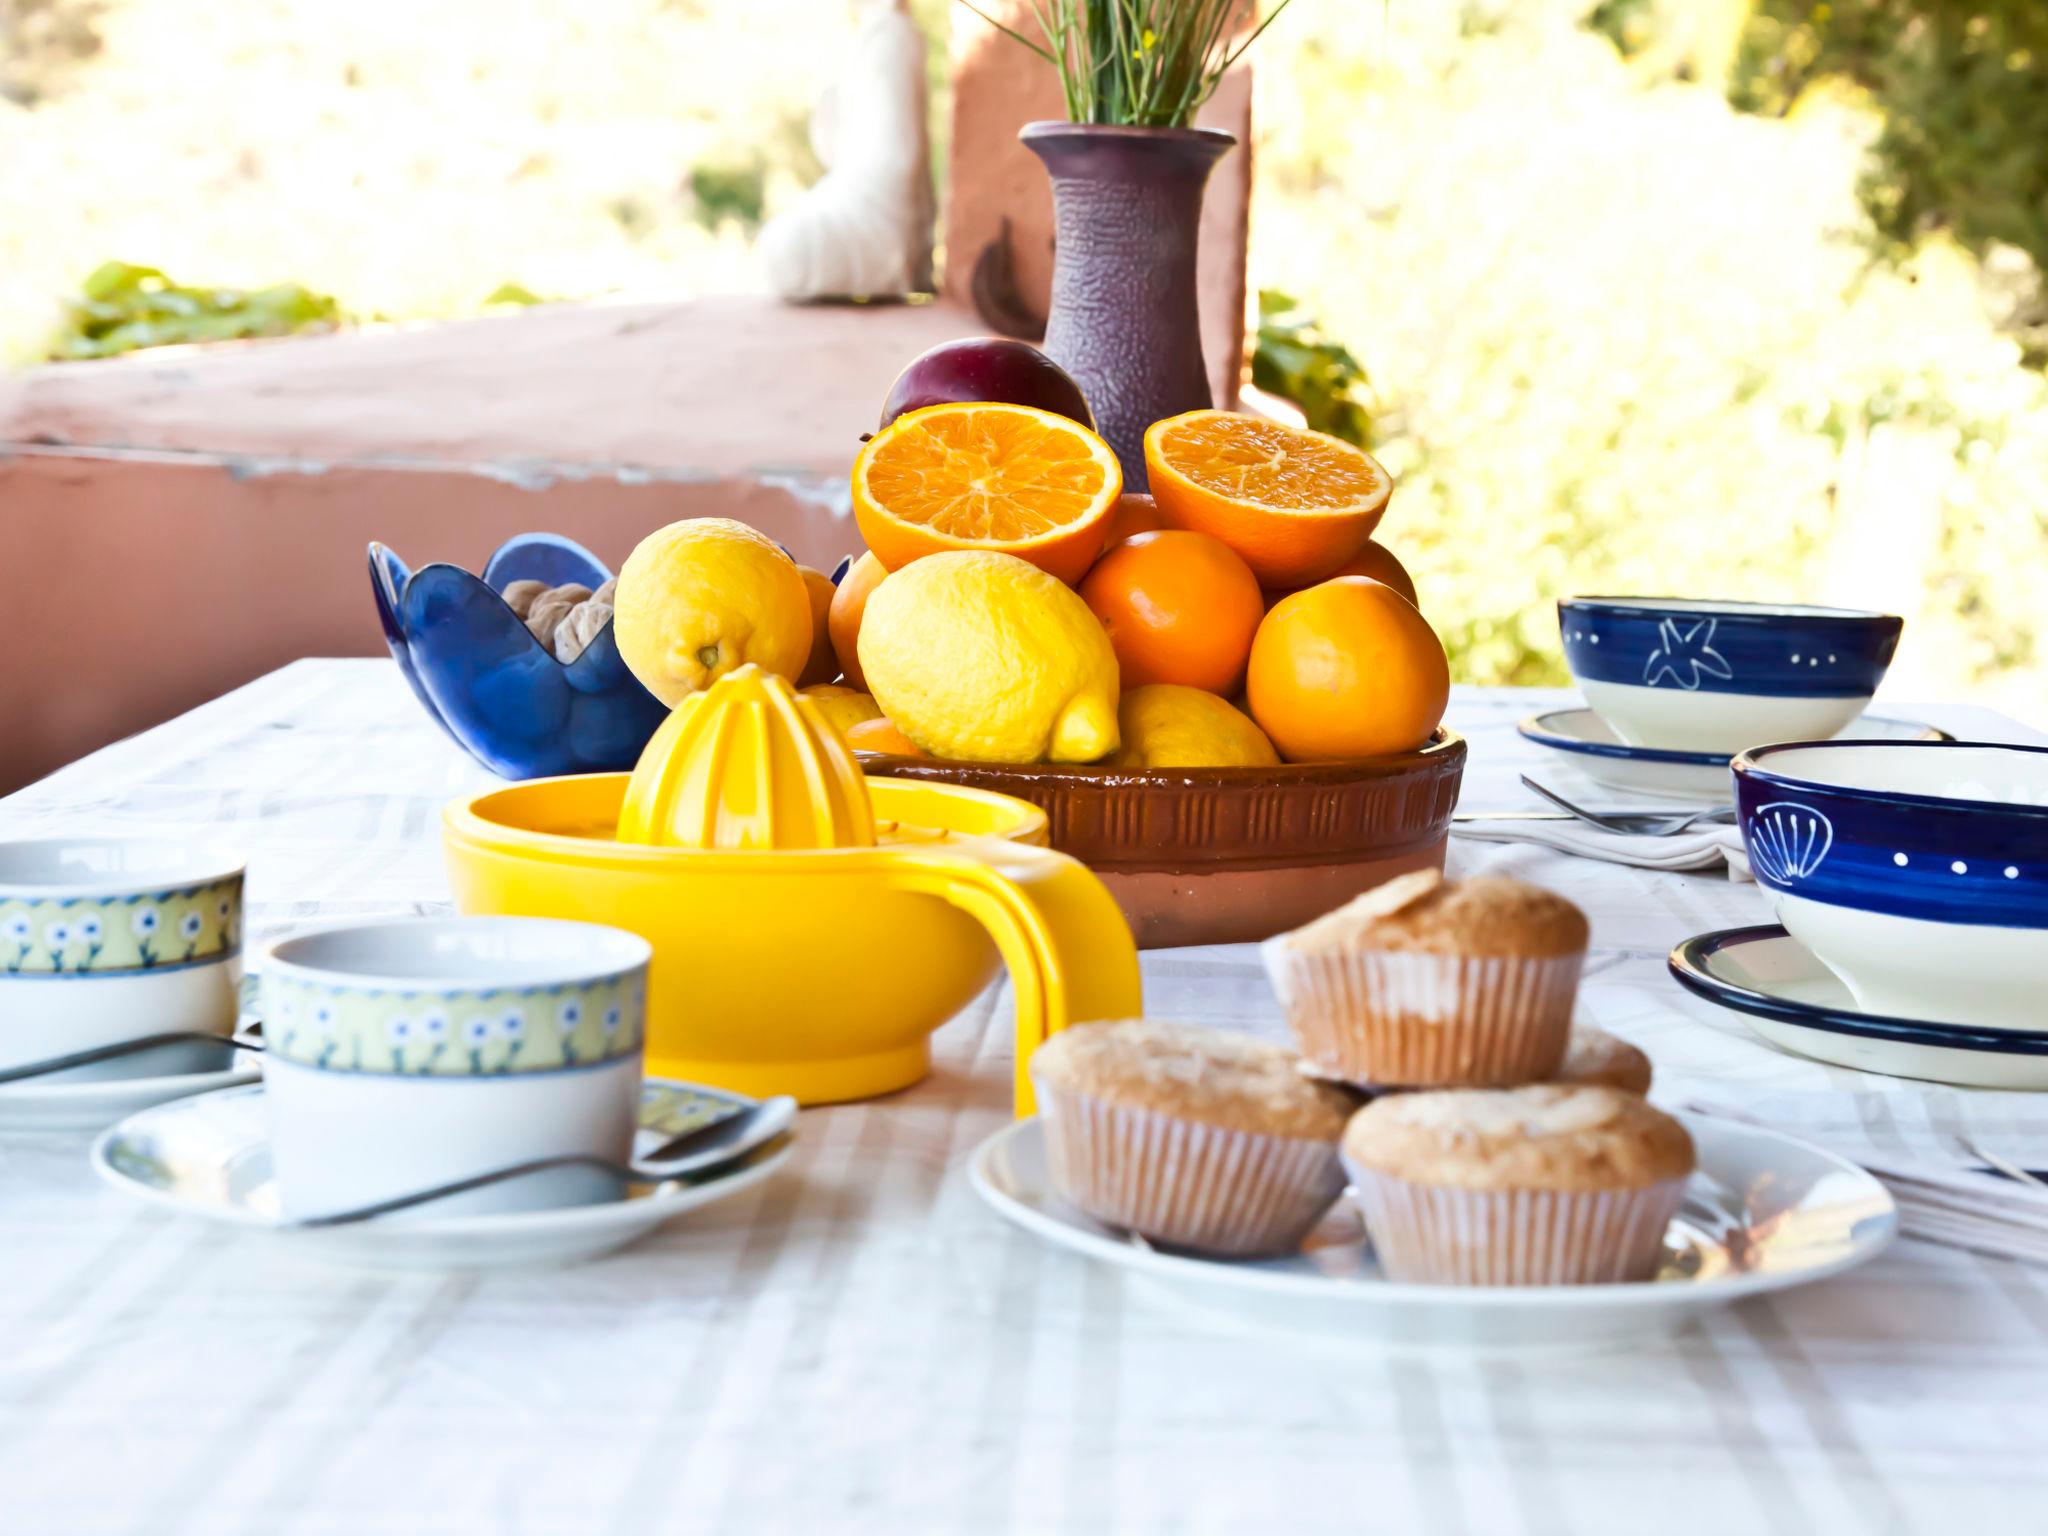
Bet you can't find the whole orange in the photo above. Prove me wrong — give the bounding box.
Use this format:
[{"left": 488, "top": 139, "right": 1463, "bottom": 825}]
[
  {"left": 1323, "top": 540, "right": 1418, "bottom": 610},
  {"left": 827, "top": 551, "right": 889, "bottom": 691},
  {"left": 1079, "top": 530, "right": 1264, "bottom": 694},
  {"left": 796, "top": 564, "right": 840, "bottom": 686},
  {"left": 1099, "top": 492, "right": 1168, "bottom": 549},
  {"left": 844, "top": 716, "right": 929, "bottom": 758},
  {"left": 1246, "top": 577, "right": 1449, "bottom": 761}
]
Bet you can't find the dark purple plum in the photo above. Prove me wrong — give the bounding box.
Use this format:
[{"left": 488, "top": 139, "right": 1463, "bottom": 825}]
[{"left": 878, "top": 338, "right": 1094, "bottom": 431}]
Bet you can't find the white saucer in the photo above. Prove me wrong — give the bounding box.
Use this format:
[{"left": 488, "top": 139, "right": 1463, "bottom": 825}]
[
  {"left": 0, "top": 1037, "right": 261, "bottom": 1133},
  {"left": 1671, "top": 925, "right": 2048, "bottom": 1090},
  {"left": 91, "top": 1077, "right": 793, "bottom": 1270},
  {"left": 969, "top": 1113, "right": 1893, "bottom": 1352},
  {"left": 1518, "top": 709, "right": 1947, "bottom": 800}
]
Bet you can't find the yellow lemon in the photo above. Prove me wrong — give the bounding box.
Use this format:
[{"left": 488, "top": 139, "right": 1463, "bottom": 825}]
[
  {"left": 1109, "top": 684, "right": 1279, "bottom": 769},
  {"left": 799, "top": 684, "right": 884, "bottom": 740},
  {"left": 613, "top": 518, "right": 813, "bottom": 706},
  {"left": 858, "top": 551, "right": 1120, "bottom": 763}
]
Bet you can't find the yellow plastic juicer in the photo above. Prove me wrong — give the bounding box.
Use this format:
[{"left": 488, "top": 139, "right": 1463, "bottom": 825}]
[{"left": 442, "top": 666, "right": 1141, "bottom": 1111}]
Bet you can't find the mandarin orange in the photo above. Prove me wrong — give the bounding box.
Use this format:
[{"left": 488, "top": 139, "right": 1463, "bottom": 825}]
[
  {"left": 1079, "top": 530, "right": 1264, "bottom": 695},
  {"left": 1246, "top": 576, "right": 1448, "bottom": 761},
  {"left": 827, "top": 551, "right": 889, "bottom": 691},
  {"left": 1145, "top": 410, "right": 1390, "bottom": 587}
]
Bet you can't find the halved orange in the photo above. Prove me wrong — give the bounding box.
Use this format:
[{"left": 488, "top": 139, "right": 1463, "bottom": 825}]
[
  {"left": 1145, "top": 410, "right": 1391, "bottom": 587},
  {"left": 852, "top": 402, "right": 1122, "bottom": 586}
]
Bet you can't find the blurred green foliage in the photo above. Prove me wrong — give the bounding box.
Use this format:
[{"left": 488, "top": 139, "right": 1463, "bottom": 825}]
[
  {"left": 44, "top": 262, "right": 340, "bottom": 361},
  {"left": 0, "top": 0, "right": 103, "bottom": 106},
  {"left": 1583, "top": 0, "right": 1657, "bottom": 60},
  {"left": 1735, "top": 4, "right": 2047, "bottom": 359},
  {"left": 687, "top": 158, "right": 767, "bottom": 233},
  {"left": 1252, "top": 289, "right": 1376, "bottom": 447}
]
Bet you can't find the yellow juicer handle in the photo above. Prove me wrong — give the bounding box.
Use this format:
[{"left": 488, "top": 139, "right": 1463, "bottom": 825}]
[{"left": 879, "top": 838, "right": 1142, "bottom": 1117}]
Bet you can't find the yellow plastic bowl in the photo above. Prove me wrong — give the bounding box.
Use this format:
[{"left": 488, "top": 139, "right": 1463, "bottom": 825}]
[{"left": 443, "top": 774, "right": 1140, "bottom": 1110}]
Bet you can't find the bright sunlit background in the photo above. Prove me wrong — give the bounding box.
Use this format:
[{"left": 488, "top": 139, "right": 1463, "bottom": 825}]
[{"left": 4, "top": 0, "right": 2043, "bottom": 718}]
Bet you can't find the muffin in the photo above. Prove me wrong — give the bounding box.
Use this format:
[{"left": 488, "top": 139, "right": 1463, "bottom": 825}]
[
  {"left": 1550, "top": 1026, "right": 1653, "bottom": 1094},
  {"left": 1342, "top": 1085, "right": 1695, "bottom": 1285},
  {"left": 1263, "top": 869, "right": 1589, "bottom": 1089},
  {"left": 1030, "top": 1020, "right": 1354, "bottom": 1257}
]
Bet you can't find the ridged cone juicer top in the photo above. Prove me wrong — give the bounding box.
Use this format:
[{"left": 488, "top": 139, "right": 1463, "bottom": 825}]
[{"left": 616, "top": 665, "right": 878, "bottom": 850}]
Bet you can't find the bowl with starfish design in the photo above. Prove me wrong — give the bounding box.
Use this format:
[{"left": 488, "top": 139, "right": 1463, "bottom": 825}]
[{"left": 1558, "top": 597, "right": 1902, "bottom": 756}]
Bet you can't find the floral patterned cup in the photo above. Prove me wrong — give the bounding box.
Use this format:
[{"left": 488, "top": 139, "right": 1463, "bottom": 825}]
[
  {"left": 259, "top": 916, "right": 651, "bottom": 1220},
  {"left": 0, "top": 839, "right": 245, "bottom": 1076}
]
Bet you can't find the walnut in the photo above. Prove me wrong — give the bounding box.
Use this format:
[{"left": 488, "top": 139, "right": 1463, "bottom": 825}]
[
  {"left": 554, "top": 600, "right": 614, "bottom": 664},
  {"left": 519, "top": 583, "right": 595, "bottom": 653},
  {"left": 525, "top": 598, "right": 575, "bottom": 650},
  {"left": 501, "top": 579, "right": 549, "bottom": 619}
]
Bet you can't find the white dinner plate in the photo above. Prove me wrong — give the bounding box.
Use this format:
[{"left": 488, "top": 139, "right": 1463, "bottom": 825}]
[
  {"left": 1517, "top": 709, "right": 1948, "bottom": 801},
  {"left": 1670, "top": 924, "right": 2048, "bottom": 1090},
  {"left": 91, "top": 1077, "right": 792, "bottom": 1270},
  {"left": 0, "top": 1037, "right": 261, "bottom": 1133},
  {"left": 969, "top": 1113, "right": 1894, "bottom": 1352}
]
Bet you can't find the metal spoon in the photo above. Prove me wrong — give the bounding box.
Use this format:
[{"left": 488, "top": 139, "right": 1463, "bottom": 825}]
[
  {"left": 0, "top": 1027, "right": 265, "bottom": 1086},
  {"left": 289, "top": 1093, "right": 799, "bottom": 1228},
  {"left": 1518, "top": 775, "right": 1736, "bottom": 836}
]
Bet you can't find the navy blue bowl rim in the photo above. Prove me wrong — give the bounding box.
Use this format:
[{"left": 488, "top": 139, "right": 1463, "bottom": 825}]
[
  {"left": 1733, "top": 738, "right": 2048, "bottom": 822},
  {"left": 1558, "top": 596, "right": 1900, "bottom": 625},
  {"left": 1518, "top": 709, "right": 1948, "bottom": 767},
  {"left": 1668, "top": 924, "right": 2048, "bottom": 1055}
]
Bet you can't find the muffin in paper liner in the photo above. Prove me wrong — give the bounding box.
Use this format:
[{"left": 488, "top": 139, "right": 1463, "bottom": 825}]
[
  {"left": 1035, "top": 1081, "right": 1347, "bottom": 1257},
  {"left": 1341, "top": 1084, "right": 1696, "bottom": 1286},
  {"left": 1263, "top": 870, "right": 1589, "bottom": 1089},
  {"left": 1345, "top": 1166, "right": 1687, "bottom": 1285},
  {"left": 1264, "top": 943, "right": 1583, "bottom": 1088}
]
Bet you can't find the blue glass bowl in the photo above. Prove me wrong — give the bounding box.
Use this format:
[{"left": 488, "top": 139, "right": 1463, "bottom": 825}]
[{"left": 369, "top": 534, "right": 669, "bottom": 779}]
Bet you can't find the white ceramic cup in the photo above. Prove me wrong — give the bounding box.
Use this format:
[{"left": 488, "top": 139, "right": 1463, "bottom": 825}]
[
  {"left": 0, "top": 839, "right": 244, "bottom": 1076},
  {"left": 259, "top": 916, "right": 651, "bottom": 1220}
]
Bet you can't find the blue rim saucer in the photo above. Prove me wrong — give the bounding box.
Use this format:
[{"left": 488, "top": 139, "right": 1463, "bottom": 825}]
[
  {"left": 1520, "top": 709, "right": 1950, "bottom": 768},
  {"left": 1669, "top": 925, "right": 2048, "bottom": 1089}
]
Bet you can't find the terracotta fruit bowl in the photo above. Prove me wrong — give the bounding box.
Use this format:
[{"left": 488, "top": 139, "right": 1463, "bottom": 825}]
[{"left": 855, "top": 729, "right": 1467, "bottom": 948}]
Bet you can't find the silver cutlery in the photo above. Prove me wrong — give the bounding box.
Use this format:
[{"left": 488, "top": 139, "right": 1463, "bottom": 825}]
[
  {"left": 290, "top": 1093, "right": 799, "bottom": 1228},
  {"left": 1956, "top": 1135, "right": 2048, "bottom": 1193},
  {"left": 0, "top": 1027, "right": 265, "bottom": 1086},
  {"left": 1517, "top": 775, "right": 1736, "bottom": 836}
]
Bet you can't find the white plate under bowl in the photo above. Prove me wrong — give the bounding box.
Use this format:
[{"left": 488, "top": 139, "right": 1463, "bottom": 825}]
[
  {"left": 1670, "top": 924, "right": 2048, "bottom": 1091},
  {"left": 1518, "top": 709, "right": 1948, "bottom": 801},
  {"left": 968, "top": 1113, "right": 1894, "bottom": 1352},
  {"left": 0, "top": 1037, "right": 260, "bottom": 1132},
  {"left": 91, "top": 1077, "right": 792, "bottom": 1270}
]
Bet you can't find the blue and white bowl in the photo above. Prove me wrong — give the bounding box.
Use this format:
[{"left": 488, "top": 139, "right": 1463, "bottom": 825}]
[
  {"left": 0, "top": 840, "right": 244, "bottom": 1076},
  {"left": 1559, "top": 598, "right": 1902, "bottom": 755},
  {"left": 1732, "top": 741, "right": 2048, "bottom": 1030},
  {"left": 260, "top": 916, "right": 651, "bottom": 1220}
]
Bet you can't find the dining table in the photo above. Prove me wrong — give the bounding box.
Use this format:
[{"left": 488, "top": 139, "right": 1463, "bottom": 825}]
[{"left": 3, "top": 658, "right": 2046, "bottom": 1536}]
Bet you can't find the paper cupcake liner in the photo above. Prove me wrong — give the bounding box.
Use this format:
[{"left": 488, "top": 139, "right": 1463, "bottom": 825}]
[
  {"left": 1344, "top": 1162, "right": 1687, "bottom": 1285},
  {"left": 1033, "top": 1079, "right": 1345, "bottom": 1258},
  {"left": 1263, "top": 942, "right": 1582, "bottom": 1089}
]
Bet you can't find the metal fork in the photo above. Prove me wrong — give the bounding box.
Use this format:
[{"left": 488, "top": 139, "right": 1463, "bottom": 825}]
[{"left": 1518, "top": 775, "right": 1736, "bottom": 836}]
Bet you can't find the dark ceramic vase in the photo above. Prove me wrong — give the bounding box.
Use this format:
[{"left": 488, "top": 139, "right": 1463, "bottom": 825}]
[{"left": 1021, "top": 121, "right": 1234, "bottom": 492}]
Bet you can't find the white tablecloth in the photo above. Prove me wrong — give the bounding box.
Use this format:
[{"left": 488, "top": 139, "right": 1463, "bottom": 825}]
[{"left": 4, "top": 663, "right": 2047, "bottom": 1536}]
